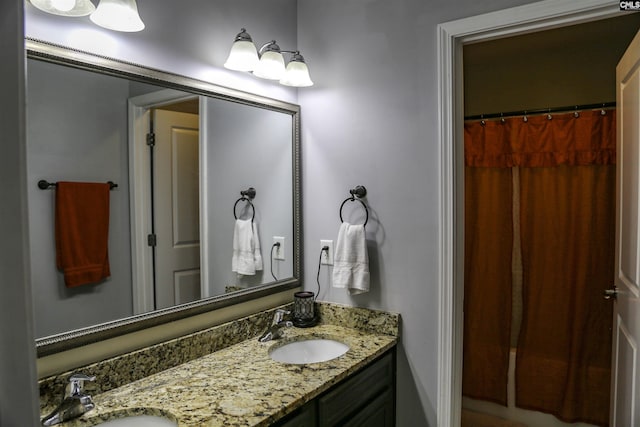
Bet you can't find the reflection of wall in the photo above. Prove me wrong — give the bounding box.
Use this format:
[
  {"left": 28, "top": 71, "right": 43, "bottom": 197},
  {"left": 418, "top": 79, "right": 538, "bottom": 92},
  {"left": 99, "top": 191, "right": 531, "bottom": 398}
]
[
  {"left": 204, "top": 97, "right": 293, "bottom": 295},
  {"left": 26, "top": 59, "right": 134, "bottom": 338}
]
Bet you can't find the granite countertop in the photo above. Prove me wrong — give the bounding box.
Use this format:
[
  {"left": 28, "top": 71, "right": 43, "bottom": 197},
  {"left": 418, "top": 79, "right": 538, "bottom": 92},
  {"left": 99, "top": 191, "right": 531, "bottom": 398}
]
[{"left": 57, "top": 322, "right": 397, "bottom": 427}]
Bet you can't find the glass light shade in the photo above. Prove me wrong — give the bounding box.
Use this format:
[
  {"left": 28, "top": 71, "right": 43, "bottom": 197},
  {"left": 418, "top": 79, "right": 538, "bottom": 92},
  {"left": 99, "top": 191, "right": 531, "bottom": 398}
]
[
  {"left": 90, "top": 0, "right": 145, "bottom": 32},
  {"left": 280, "top": 60, "right": 314, "bottom": 87},
  {"left": 29, "top": 0, "right": 95, "bottom": 16},
  {"left": 51, "top": 0, "right": 75, "bottom": 12},
  {"left": 224, "top": 41, "right": 259, "bottom": 72},
  {"left": 253, "top": 51, "right": 286, "bottom": 80}
]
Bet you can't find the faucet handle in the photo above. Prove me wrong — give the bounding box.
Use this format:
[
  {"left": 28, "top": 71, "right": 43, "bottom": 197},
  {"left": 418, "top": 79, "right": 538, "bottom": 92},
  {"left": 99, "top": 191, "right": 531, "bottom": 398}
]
[
  {"left": 273, "top": 309, "right": 291, "bottom": 324},
  {"left": 68, "top": 373, "right": 95, "bottom": 396}
]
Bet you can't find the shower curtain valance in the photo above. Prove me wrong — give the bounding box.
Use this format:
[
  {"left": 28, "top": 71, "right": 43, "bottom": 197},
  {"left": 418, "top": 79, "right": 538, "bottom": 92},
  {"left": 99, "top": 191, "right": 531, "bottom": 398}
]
[{"left": 464, "top": 110, "right": 616, "bottom": 168}]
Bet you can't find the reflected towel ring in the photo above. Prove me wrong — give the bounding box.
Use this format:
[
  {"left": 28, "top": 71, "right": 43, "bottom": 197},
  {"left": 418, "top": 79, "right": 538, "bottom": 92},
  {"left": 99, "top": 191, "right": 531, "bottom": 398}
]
[
  {"left": 339, "top": 185, "right": 369, "bottom": 227},
  {"left": 233, "top": 187, "right": 256, "bottom": 222}
]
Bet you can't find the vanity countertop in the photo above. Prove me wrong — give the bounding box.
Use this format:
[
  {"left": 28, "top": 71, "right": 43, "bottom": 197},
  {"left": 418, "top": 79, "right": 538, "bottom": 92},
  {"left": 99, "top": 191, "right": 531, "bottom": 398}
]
[{"left": 60, "top": 323, "right": 397, "bottom": 427}]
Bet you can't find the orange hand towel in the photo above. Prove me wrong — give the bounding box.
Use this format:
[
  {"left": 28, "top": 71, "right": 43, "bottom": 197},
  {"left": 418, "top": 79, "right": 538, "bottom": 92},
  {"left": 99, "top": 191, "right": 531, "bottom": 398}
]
[{"left": 55, "top": 181, "right": 111, "bottom": 288}]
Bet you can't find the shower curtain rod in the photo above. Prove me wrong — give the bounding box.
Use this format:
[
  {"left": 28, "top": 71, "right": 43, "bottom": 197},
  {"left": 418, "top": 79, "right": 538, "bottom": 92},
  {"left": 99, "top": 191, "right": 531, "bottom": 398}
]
[{"left": 464, "top": 101, "right": 616, "bottom": 121}]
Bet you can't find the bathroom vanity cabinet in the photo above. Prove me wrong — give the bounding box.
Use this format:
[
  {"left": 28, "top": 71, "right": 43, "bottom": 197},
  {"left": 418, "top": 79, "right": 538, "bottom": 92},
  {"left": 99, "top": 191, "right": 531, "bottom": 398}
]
[
  {"left": 39, "top": 306, "right": 400, "bottom": 427},
  {"left": 275, "top": 350, "right": 396, "bottom": 427}
]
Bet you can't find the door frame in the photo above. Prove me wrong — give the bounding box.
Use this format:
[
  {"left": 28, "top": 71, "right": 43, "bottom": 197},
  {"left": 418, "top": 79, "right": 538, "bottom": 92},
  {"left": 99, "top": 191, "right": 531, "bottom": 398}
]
[
  {"left": 436, "top": 1, "right": 621, "bottom": 426},
  {"left": 128, "top": 89, "right": 202, "bottom": 314}
]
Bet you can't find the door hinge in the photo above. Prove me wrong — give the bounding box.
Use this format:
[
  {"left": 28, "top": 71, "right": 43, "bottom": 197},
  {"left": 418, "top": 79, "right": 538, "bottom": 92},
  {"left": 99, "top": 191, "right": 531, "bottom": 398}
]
[
  {"left": 147, "top": 233, "right": 157, "bottom": 247},
  {"left": 146, "top": 132, "right": 156, "bottom": 146}
]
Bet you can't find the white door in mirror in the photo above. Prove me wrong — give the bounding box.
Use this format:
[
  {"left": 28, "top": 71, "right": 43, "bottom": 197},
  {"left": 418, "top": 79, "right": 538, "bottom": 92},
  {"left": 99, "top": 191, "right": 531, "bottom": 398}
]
[
  {"left": 96, "top": 415, "right": 177, "bottom": 427},
  {"left": 269, "top": 339, "right": 349, "bottom": 364}
]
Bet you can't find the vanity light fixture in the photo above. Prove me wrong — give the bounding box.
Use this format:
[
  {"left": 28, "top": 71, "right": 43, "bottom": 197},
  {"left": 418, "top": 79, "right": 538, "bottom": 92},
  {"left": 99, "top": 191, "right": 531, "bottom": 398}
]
[
  {"left": 29, "top": 0, "right": 95, "bottom": 16},
  {"left": 224, "top": 28, "right": 314, "bottom": 87},
  {"left": 28, "top": 0, "right": 145, "bottom": 32},
  {"left": 90, "top": 0, "right": 145, "bottom": 32},
  {"left": 223, "top": 28, "right": 259, "bottom": 72},
  {"left": 279, "top": 52, "right": 314, "bottom": 87},
  {"left": 253, "top": 41, "right": 286, "bottom": 80}
]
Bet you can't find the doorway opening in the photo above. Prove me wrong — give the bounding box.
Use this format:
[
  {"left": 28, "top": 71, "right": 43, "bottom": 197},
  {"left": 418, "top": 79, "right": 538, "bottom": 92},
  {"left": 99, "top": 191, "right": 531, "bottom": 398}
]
[
  {"left": 436, "top": 2, "right": 639, "bottom": 427},
  {"left": 128, "top": 90, "right": 202, "bottom": 315},
  {"left": 461, "top": 15, "right": 639, "bottom": 427},
  {"left": 150, "top": 100, "right": 201, "bottom": 310}
]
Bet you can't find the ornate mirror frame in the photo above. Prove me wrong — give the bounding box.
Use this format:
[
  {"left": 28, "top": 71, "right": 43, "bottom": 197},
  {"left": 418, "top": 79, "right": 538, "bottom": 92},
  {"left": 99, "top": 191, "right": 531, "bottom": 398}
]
[{"left": 27, "top": 38, "right": 302, "bottom": 357}]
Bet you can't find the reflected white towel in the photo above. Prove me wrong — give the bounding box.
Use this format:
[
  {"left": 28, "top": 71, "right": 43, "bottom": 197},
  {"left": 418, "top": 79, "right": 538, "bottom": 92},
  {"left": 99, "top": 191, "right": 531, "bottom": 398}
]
[
  {"left": 232, "top": 219, "right": 263, "bottom": 276},
  {"left": 332, "top": 222, "right": 370, "bottom": 295}
]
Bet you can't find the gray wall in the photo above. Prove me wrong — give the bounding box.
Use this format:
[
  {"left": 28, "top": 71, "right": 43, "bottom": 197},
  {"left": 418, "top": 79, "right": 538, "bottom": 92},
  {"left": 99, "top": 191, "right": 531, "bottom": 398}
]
[
  {"left": 0, "top": 1, "right": 40, "bottom": 426},
  {"left": 296, "top": 1, "right": 539, "bottom": 426},
  {"left": 15, "top": 0, "right": 560, "bottom": 425},
  {"left": 25, "top": 0, "right": 299, "bottom": 104},
  {"left": 205, "top": 97, "right": 294, "bottom": 293},
  {"left": 26, "top": 59, "right": 134, "bottom": 338}
]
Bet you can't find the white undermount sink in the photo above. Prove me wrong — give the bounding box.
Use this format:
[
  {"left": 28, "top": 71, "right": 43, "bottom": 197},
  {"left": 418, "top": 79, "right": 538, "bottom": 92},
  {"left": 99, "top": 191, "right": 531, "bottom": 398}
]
[
  {"left": 94, "top": 415, "right": 177, "bottom": 427},
  {"left": 269, "top": 338, "right": 349, "bottom": 364}
]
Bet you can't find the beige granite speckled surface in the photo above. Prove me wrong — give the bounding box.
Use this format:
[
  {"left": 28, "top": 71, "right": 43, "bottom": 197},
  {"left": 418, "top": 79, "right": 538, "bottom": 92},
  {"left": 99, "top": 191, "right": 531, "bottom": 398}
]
[{"left": 40, "top": 303, "right": 399, "bottom": 426}]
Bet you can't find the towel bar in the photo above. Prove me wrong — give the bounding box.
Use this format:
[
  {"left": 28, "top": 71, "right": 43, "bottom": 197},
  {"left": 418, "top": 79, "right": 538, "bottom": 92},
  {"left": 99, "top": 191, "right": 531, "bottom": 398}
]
[{"left": 38, "top": 180, "right": 118, "bottom": 190}]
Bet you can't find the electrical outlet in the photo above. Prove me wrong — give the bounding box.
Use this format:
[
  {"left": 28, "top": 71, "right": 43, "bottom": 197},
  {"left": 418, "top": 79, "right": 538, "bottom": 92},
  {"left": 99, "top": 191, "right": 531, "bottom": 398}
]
[
  {"left": 273, "top": 236, "right": 285, "bottom": 260},
  {"left": 321, "top": 240, "right": 334, "bottom": 265}
]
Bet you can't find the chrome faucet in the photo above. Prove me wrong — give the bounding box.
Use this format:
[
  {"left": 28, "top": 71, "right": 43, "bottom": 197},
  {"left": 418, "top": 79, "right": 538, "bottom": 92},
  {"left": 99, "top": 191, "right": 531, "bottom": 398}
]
[
  {"left": 41, "top": 373, "right": 96, "bottom": 426},
  {"left": 258, "top": 309, "right": 293, "bottom": 342}
]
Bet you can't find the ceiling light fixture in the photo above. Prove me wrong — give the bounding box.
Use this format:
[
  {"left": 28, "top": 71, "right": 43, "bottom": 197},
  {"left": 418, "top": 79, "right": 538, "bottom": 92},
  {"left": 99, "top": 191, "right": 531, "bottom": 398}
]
[
  {"left": 224, "top": 28, "right": 313, "bottom": 88},
  {"left": 29, "top": 0, "right": 95, "bottom": 16}
]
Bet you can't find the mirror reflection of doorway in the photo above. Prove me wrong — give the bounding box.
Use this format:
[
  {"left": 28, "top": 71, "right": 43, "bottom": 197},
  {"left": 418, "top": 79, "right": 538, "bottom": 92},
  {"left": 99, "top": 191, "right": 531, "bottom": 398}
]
[{"left": 151, "top": 102, "right": 200, "bottom": 310}]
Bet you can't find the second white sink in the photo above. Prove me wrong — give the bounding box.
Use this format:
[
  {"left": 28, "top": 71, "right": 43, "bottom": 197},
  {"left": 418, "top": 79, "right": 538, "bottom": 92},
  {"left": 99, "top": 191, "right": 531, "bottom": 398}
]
[{"left": 269, "top": 338, "right": 349, "bottom": 364}]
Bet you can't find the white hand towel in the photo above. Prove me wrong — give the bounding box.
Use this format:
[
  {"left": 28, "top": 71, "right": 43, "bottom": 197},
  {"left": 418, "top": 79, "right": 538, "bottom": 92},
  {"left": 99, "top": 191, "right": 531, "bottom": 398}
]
[
  {"left": 252, "top": 221, "right": 263, "bottom": 272},
  {"left": 232, "top": 219, "right": 262, "bottom": 276},
  {"left": 332, "top": 222, "right": 370, "bottom": 295}
]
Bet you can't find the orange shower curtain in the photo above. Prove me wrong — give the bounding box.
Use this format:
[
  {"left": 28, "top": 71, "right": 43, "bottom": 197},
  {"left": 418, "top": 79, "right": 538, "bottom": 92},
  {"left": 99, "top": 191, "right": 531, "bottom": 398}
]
[
  {"left": 463, "top": 124, "right": 514, "bottom": 405},
  {"left": 464, "top": 110, "right": 615, "bottom": 426}
]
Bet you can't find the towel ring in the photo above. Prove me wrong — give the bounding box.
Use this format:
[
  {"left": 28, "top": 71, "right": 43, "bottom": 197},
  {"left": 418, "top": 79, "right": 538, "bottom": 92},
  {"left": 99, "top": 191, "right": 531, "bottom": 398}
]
[
  {"left": 339, "top": 185, "right": 368, "bottom": 227},
  {"left": 233, "top": 187, "right": 256, "bottom": 222}
]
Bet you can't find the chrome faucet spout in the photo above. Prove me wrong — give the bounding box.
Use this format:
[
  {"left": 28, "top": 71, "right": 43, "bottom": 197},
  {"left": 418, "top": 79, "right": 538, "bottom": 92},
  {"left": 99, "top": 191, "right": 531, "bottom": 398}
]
[
  {"left": 41, "top": 373, "right": 96, "bottom": 426},
  {"left": 258, "top": 309, "right": 293, "bottom": 342}
]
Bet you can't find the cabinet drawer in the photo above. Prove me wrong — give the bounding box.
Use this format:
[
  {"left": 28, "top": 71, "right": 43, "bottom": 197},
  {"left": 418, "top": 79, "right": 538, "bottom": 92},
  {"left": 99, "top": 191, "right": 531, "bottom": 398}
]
[
  {"left": 318, "top": 352, "right": 393, "bottom": 426},
  {"left": 342, "top": 387, "right": 394, "bottom": 427},
  {"left": 275, "top": 401, "right": 317, "bottom": 427}
]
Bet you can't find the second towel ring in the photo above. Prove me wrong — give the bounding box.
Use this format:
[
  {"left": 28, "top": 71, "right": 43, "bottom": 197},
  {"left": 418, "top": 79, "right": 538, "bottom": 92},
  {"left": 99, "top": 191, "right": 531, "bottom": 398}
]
[
  {"left": 233, "top": 187, "right": 256, "bottom": 222},
  {"left": 339, "top": 185, "right": 368, "bottom": 227}
]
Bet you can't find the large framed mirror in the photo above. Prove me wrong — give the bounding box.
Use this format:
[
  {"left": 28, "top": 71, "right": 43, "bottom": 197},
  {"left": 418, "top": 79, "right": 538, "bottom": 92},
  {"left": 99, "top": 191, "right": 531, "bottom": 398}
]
[{"left": 27, "top": 39, "right": 302, "bottom": 357}]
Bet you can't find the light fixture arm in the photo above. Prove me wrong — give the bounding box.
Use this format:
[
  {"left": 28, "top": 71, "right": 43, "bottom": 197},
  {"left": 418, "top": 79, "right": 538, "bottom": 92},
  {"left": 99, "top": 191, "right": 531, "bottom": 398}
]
[
  {"left": 257, "top": 43, "right": 303, "bottom": 60},
  {"left": 258, "top": 41, "right": 281, "bottom": 56}
]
